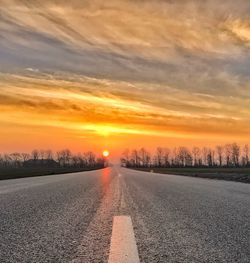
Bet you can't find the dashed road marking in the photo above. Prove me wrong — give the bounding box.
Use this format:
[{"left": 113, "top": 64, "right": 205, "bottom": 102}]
[{"left": 108, "top": 216, "right": 140, "bottom": 263}]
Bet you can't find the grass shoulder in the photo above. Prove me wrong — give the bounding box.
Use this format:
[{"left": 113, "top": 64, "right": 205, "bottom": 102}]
[
  {"left": 0, "top": 166, "right": 104, "bottom": 180},
  {"left": 129, "top": 167, "right": 250, "bottom": 183}
]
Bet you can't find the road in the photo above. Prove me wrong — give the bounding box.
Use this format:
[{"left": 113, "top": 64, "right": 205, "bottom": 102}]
[{"left": 0, "top": 167, "right": 249, "bottom": 262}]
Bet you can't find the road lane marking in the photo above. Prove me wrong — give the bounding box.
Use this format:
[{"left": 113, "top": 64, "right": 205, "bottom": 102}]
[{"left": 108, "top": 216, "right": 140, "bottom": 263}]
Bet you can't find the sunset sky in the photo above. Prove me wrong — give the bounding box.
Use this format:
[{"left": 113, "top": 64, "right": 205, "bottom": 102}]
[{"left": 0, "top": 0, "right": 250, "bottom": 159}]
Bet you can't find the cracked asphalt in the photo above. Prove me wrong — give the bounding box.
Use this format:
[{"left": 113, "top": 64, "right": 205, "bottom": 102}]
[{"left": 0, "top": 167, "right": 249, "bottom": 262}]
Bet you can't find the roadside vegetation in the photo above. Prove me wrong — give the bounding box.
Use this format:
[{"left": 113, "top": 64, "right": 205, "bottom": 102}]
[
  {"left": 0, "top": 149, "right": 105, "bottom": 180},
  {"left": 121, "top": 143, "right": 250, "bottom": 183}
]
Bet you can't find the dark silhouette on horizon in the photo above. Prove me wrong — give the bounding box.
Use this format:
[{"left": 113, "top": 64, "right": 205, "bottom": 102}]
[
  {"left": 121, "top": 143, "right": 249, "bottom": 168},
  {"left": 0, "top": 149, "right": 105, "bottom": 169}
]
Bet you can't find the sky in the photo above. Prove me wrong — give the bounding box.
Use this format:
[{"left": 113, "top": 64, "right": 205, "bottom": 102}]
[{"left": 0, "top": 0, "right": 250, "bottom": 159}]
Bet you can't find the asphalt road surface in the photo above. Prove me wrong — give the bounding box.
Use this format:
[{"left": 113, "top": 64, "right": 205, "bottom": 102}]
[{"left": 0, "top": 167, "right": 249, "bottom": 263}]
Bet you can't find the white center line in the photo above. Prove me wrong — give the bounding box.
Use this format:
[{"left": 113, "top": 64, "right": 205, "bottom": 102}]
[{"left": 108, "top": 216, "right": 140, "bottom": 263}]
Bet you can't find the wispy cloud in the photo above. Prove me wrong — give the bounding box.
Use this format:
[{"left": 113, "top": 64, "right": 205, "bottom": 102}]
[
  {"left": 0, "top": 0, "right": 250, "bottom": 150},
  {"left": 1, "top": 72, "right": 250, "bottom": 141}
]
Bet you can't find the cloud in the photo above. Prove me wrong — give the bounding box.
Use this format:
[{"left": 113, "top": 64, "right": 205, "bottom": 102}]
[
  {"left": 1, "top": 72, "right": 250, "bottom": 141},
  {"left": 1, "top": 1, "right": 250, "bottom": 79},
  {"left": 0, "top": 0, "right": 250, "bottom": 145}
]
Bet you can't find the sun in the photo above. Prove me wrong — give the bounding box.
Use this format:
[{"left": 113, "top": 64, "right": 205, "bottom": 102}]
[{"left": 103, "top": 150, "right": 110, "bottom": 157}]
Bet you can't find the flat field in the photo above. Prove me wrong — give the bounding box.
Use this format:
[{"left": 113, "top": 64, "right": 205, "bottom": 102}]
[
  {"left": 131, "top": 167, "right": 250, "bottom": 183},
  {"left": 0, "top": 167, "right": 103, "bottom": 180}
]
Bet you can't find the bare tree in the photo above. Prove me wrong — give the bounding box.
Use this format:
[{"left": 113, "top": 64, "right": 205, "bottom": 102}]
[
  {"left": 171, "top": 148, "right": 177, "bottom": 166},
  {"left": 192, "top": 147, "right": 200, "bottom": 167},
  {"left": 225, "top": 144, "right": 233, "bottom": 167},
  {"left": 10, "top": 153, "right": 22, "bottom": 167},
  {"left": 177, "top": 147, "right": 192, "bottom": 167},
  {"left": 45, "top": 150, "right": 53, "bottom": 160},
  {"left": 64, "top": 149, "right": 72, "bottom": 167},
  {"left": 56, "top": 151, "right": 63, "bottom": 166},
  {"left": 31, "top": 149, "right": 39, "bottom": 161},
  {"left": 39, "top": 150, "right": 45, "bottom": 160},
  {"left": 84, "top": 151, "right": 96, "bottom": 167},
  {"left": 145, "top": 151, "right": 151, "bottom": 167},
  {"left": 3, "top": 154, "right": 11, "bottom": 167},
  {"left": 78, "top": 153, "right": 87, "bottom": 167},
  {"left": 156, "top": 147, "right": 164, "bottom": 167},
  {"left": 216, "top": 145, "right": 223, "bottom": 167},
  {"left": 131, "top": 149, "right": 140, "bottom": 167},
  {"left": 206, "top": 148, "right": 213, "bottom": 167},
  {"left": 21, "top": 153, "right": 30, "bottom": 163},
  {"left": 243, "top": 144, "right": 249, "bottom": 166},
  {"left": 122, "top": 144, "right": 250, "bottom": 168},
  {"left": 139, "top": 148, "right": 151, "bottom": 167},
  {"left": 202, "top": 147, "right": 209, "bottom": 166},
  {"left": 231, "top": 143, "right": 240, "bottom": 167},
  {"left": 162, "top": 148, "right": 170, "bottom": 167},
  {"left": 0, "top": 149, "right": 104, "bottom": 169},
  {"left": 71, "top": 155, "right": 79, "bottom": 167},
  {"left": 0, "top": 154, "right": 3, "bottom": 167},
  {"left": 121, "top": 149, "right": 130, "bottom": 167}
]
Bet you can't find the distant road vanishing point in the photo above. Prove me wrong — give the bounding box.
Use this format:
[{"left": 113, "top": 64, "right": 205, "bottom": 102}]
[{"left": 0, "top": 167, "right": 249, "bottom": 262}]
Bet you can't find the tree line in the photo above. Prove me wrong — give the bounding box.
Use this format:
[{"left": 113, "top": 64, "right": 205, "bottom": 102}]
[
  {"left": 0, "top": 149, "right": 105, "bottom": 169},
  {"left": 121, "top": 143, "right": 249, "bottom": 168}
]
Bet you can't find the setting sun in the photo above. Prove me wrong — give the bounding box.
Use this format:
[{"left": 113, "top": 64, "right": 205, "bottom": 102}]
[{"left": 103, "top": 150, "right": 110, "bottom": 158}]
